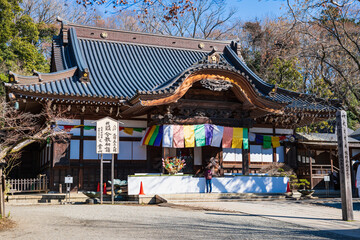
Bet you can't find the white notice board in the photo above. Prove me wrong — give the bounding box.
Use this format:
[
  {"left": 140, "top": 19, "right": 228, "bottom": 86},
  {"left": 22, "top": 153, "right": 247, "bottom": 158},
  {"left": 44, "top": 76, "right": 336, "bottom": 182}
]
[
  {"left": 96, "top": 117, "right": 119, "bottom": 154},
  {"left": 65, "top": 176, "right": 73, "bottom": 184}
]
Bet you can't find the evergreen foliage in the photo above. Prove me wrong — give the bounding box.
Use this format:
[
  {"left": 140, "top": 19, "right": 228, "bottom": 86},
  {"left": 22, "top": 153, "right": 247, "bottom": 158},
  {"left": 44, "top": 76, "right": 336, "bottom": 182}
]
[{"left": 0, "top": 0, "right": 49, "bottom": 89}]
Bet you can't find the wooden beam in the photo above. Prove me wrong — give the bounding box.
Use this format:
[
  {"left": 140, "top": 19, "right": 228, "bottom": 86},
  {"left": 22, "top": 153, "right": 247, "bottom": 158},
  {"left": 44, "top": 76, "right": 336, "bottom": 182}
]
[
  {"left": 309, "top": 150, "right": 313, "bottom": 189},
  {"left": 79, "top": 117, "right": 84, "bottom": 190}
]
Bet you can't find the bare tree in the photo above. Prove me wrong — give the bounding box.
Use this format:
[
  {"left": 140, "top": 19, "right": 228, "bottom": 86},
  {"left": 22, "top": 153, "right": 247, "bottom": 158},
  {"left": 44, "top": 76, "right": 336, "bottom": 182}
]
[
  {"left": 20, "top": 0, "right": 100, "bottom": 25},
  {"left": 0, "top": 97, "right": 68, "bottom": 176},
  {"left": 94, "top": 0, "right": 237, "bottom": 40},
  {"left": 286, "top": 0, "right": 360, "bottom": 123}
]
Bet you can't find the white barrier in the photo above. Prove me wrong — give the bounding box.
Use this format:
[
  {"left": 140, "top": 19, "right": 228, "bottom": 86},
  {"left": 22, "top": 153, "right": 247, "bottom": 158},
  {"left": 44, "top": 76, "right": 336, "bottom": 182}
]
[{"left": 128, "top": 175, "right": 289, "bottom": 195}]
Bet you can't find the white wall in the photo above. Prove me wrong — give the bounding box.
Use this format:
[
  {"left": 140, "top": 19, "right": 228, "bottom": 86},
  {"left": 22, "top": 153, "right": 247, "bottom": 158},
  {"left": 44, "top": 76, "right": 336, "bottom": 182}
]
[
  {"left": 128, "top": 175, "right": 289, "bottom": 194},
  {"left": 250, "top": 145, "right": 273, "bottom": 163},
  {"left": 249, "top": 127, "right": 273, "bottom": 134},
  {"left": 223, "top": 148, "right": 242, "bottom": 162}
]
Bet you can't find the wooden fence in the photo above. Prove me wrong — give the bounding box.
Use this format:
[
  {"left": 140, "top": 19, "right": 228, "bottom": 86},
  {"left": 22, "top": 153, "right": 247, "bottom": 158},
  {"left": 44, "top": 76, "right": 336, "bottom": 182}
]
[{"left": 6, "top": 176, "right": 48, "bottom": 194}]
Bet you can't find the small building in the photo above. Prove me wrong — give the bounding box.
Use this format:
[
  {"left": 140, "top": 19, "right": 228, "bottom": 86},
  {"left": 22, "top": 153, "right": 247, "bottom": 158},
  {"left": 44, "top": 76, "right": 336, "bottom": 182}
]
[
  {"left": 4, "top": 20, "right": 341, "bottom": 191},
  {"left": 296, "top": 129, "right": 360, "bottom": 191}
]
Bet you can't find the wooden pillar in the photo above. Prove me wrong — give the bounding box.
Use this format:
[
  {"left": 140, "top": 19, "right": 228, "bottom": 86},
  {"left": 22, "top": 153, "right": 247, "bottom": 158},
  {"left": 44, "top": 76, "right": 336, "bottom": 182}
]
[
  {"left": 49, "top": 143, "right": 54, "bottom": 191},
  {"left": 242, "top": 148, "right": 249, "bottom": 175},
  {"left": 309, "top": 150, "right": 313, "bottom": 189},
  {"left": 79, "top": 117, "right": 84, "bottom": 190},
  {"left": 336, "top": 110, "right": 354, "bottom": 221},
  {"left": 272, "top": 126, "right": 277, "bottom": 163},
  {"left": 0, "top": 166, "right": 5, "bottom": 218},
  {"left": 330, "top": 148, "right": 334, "bottom": 172}
]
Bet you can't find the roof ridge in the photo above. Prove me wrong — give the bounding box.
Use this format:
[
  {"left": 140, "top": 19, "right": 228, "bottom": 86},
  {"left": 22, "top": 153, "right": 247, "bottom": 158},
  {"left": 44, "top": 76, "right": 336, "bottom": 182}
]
[
  {"left": 58, "top": 20, "right": 231, "bottom": 52},
  {"left": 61, "top": 21, "right": 231, "bottom": 44},
  {"left": 223, "top": 45, "right": 274, "bottom": 95},
  {"left": 68, "top": 28, "right": 90, "bottom": 82}
]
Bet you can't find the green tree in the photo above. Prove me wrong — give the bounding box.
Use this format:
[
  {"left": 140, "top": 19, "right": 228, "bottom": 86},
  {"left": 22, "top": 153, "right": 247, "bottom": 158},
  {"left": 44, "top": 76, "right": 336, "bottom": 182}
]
[
  {"left": 0, "top": 0, "right": 49, "bottom": 87},
  {"left": 268, "top": 58, "right": 303, "bottom": 92}
]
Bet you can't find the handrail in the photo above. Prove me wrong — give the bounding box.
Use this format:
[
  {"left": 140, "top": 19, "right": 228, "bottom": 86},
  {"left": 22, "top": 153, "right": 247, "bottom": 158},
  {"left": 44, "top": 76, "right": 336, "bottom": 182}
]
[{"left": 6, "top": 176, "right": 48, "bottom": 194}]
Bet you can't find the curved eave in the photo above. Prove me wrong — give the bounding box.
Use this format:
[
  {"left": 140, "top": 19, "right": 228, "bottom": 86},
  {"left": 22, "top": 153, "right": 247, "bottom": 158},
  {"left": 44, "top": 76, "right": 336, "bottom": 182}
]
[
  {"left": 8, "top": 67, "right": 78, "bottom": 85},
  {"left": 6, "top": 88, "right": 126, "bottom": 105},
  {"left": 124, "top": 66, "right": 287, "bottom": 116}
]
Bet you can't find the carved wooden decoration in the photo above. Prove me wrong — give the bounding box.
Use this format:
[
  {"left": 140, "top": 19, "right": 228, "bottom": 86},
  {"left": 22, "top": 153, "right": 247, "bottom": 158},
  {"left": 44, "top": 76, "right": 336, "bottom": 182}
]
[{"left": 200, "top": 79, "right": 232, "bottom": 91}]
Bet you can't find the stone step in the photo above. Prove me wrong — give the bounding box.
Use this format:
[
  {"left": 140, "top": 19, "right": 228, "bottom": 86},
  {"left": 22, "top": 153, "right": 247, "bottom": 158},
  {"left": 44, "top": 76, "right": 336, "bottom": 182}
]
[
  {"left": 7, "top": 193, "right": 89, "bottom": 205},
  {"left": 158, "top": 193, "right": 286, "bottom": 201},
  {"left": 137, "top": 193, "right": 287, "bottom": 204}
]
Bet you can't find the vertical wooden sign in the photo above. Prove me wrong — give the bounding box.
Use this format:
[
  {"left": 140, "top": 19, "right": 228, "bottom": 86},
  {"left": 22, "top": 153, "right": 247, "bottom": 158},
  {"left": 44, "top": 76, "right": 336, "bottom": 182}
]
[
  {"left": 96, "top": 117, "right": 119, "bottom": 205},
  {"left": 336, "top": 110, "right": 354, "bottom": 221}
]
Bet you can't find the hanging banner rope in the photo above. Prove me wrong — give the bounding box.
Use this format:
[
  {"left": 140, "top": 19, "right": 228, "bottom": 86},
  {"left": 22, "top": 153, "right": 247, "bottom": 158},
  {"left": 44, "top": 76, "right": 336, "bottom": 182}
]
[
  {"left": 59, "top": 124, "right": 293, "bottom": 149},
  {"left": 58, "top": 125, "right": 145, "bottom": 135}
]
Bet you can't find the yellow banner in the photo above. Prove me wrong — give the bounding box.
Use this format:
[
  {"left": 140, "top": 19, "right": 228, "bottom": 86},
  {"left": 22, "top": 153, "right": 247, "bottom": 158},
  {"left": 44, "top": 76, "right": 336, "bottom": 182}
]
[
  {"left": 232, "top": 127, "right": 243, "bottom": 148},
  {"left": 271, "top": 136, "right": 280, "bottom": 148},
  {"left": 124, "top": 128, "right": 134, "bottom": 135},
  {"left": 184, "top": 125, "right": 195, "bottom": 148}
]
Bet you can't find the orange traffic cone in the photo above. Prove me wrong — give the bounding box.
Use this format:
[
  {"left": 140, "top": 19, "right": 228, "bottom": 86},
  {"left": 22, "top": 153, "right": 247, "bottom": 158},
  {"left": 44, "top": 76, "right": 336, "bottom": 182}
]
[
  {"left": 103, "top": 183, "right": 107, "bottom": 195},
  {"left": 139, "top": 181, "right": 145, "bottom": 195},
  {"left": 286, "top": 181, "right": 291, "bottom": 193},
  {"left": 97, "top": 182, "right": 100, "bottom": 192}
]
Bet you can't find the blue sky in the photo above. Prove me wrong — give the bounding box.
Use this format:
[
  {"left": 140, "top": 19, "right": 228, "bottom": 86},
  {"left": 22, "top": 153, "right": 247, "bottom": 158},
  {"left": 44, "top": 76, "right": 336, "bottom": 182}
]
[
  {"left": 233, "top": 0, "right": 287, "bottom": 20},
  {"left": 97, "top": 0, "right": 288, "bottom": 20}
]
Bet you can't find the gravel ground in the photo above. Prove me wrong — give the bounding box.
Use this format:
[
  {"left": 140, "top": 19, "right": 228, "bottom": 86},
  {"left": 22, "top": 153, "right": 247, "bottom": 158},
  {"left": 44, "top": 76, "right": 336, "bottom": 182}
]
[{"left": 0, "top": 203, "right": 351, "bottom": 240}]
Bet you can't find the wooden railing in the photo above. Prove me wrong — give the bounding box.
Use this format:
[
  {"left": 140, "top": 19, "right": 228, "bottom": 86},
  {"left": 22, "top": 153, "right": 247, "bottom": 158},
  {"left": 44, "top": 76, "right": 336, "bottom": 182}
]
[
  {"left": 312, "top": 164, "right": 339, "bottom": 177},
  {"left": 6, "top": 176, "right": 48, "bottom": 194}
]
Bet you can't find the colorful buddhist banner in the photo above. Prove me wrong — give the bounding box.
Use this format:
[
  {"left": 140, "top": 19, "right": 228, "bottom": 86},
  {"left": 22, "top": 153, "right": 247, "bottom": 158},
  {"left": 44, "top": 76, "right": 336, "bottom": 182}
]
[
  {"left": 173, "top": 125, "right": 184, "bottom": 148},
  {"left": 60, "top": 123, "right": 290, "bottom": 149},
  {"left": 153, "top": 126, "right": 163, "bottom": 147},
  {"left": 141, "top": 127, "right": 150, "bottom": 145},
  {"left": 243, "top": 128, "right": 249, "bottom": 150},
  {"left": 184, "top": 125, "right": 195, "bottom": 148},
  {"left": 148, "top": 125, "right": 160, "bottom": 146},
  {"left": 263, "top": 135, "right": 272, "bottom": 149},
  {"left": 255, "top": 134, "right": 263, "bottom": 144},
  {"left": 162, "top": 125, "right": 173, "bottom": 147},
  {"left": 232, "top": 127, "right": 243, "bottom": 149},
  {"left": 271, "top": 136, "right": 280, "bottom": 148},
  {"left": 222, "top": 127, "right": 233, "bottom": 148},
  {"left": 194, "top": 124, "right": 206, "bottom": 147},
  {"left": 211, "top": 125, "right": 224, "bottom": 147},
  {"left": 249, "top": 132, "right": 256, "bottom": 142},
  {"left": 124, "top": 128, "right": 133, "bottom": 135},
  {"left": 144, "top": 126, "right": 156, "bottom": 145},
  {"left": 205, "top": 124, "right": 214, "bottom": 146}
]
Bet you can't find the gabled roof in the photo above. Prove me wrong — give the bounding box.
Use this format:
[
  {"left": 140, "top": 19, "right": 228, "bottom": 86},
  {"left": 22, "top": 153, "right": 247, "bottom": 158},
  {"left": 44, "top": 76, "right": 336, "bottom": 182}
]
[{"left": 5, "top": 19, "right": 341, "bottom": 118}]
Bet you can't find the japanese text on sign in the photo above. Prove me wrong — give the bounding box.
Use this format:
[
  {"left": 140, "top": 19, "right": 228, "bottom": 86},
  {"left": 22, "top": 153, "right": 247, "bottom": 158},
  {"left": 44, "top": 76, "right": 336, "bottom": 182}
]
[{"left": 96, "top": 117, "right": 119, "bottom": 154}]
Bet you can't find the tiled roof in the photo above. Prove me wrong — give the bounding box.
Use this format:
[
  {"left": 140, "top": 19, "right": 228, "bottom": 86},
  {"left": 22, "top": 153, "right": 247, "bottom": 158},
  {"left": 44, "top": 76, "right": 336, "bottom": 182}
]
[
  {"left": 297, "top": 130, "right": 360, "bottom": 143},
  {"left": 5, "top": 22, "right": 341, "bottom": 113}
]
